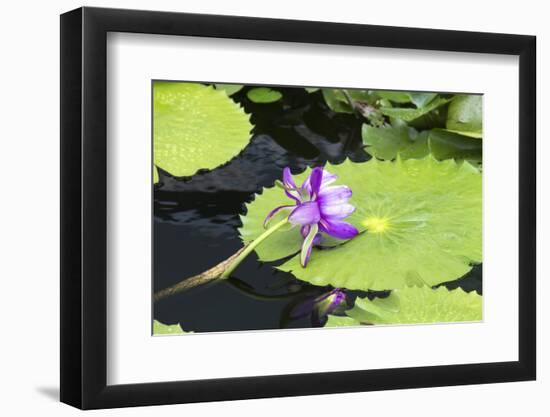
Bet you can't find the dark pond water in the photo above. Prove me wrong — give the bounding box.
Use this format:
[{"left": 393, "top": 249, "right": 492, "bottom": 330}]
[{"left": 153, "top": 86, "right": 482, "bottom": 333}]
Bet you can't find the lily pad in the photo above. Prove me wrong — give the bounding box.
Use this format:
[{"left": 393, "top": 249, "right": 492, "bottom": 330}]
[
  {"left": 279, "top": 158, "right": 482, "bottom": 290},
  {"left": 240, "top": 157, "right": 481, "bottom": 291},
  {"left": 153, "top": 165, "right": 159, "bottom": 184},
  {"left": 214, "top": 83, "right": 244, "bottom": 96},
  {"left": 321, "top": 89, "right": 353, "bottom": 113},
  {"left": 153, "top": 320, "right": 189, "bottom": 335},
  {"left": 325, "top": 315, "right": 361, "bottom": 327},
  {"left": 325, "top": 286, "right": 482, "bottom": 326},
  {"left": 153, "top": 82, "right": 252, "bottom": 177},
  {"left": 247, "top": 87, "right": 283, "bottom": 103},
  {"left": 446, "top": 95, "right": 482, "bottom": 137}
]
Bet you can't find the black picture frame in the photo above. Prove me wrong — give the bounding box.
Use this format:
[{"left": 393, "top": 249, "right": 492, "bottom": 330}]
[{"left": 60, "top": 6, "right": 536, "bottom": 410}]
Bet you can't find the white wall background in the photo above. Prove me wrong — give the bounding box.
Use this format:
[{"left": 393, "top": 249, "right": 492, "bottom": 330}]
[{"left": 0, "top": 0, "right": 545, "bottom": 415}]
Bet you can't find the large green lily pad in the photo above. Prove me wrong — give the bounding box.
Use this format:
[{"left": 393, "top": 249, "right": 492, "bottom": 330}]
[
  {"left": 153, "top": 82, "right": 253, "bottom": 177},
  {"left": 240, "top": 157, "right": 482, "bottom": 291},
  {"left": 325, "top": 286, "right": 482, "bottom": 326}
]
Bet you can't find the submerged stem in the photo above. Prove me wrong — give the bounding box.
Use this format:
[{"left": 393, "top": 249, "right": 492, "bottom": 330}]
[
  {"left": 153, "top": 246, "right": 247, "bottom": 302},
  {"left": 153, "top": 218, "right": 289, "bottom": 302}
]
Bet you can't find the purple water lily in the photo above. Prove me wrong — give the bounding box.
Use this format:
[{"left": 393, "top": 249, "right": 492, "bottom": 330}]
[
  {"left": 315, "top": 288, "right": 347, "bottom": 317},
  {"left": 264, "top": 166, "right": 359, "bottom": 266},
  {"left": 287, "top": 288, "right": 347, "bottom": 324}
]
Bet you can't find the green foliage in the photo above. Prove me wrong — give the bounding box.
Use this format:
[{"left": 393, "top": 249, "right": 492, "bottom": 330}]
[
  {"left": 153, "top": 82, "right": 252, "bottom": 177},
  {"left": 362, "top": 124, "right": 429, "bottom": 160},
  {"left": 325, "top": 286, "right": 482, "bottom": 326},
  {"left": 446, "top": 95, "right": 482, "bottom": 137},
  {"left": 353, "top": 89, "right": 482, "bottom": 162},
  {"left": 409, "top": 93, "right": 438, "bottom": 108},
  {"left": 429, "top": 129, "right": 482, "bottom": 162},
  {"left": 321, "top": 89, "right": 377, "bottom": 113},
  {"left": 375, "top": 91, "right": 437, "bottom": 108},
  {"left": 153, "top": 320, "right": 190, "bottom": 335},
  {"left": 379, "top": 96, "right": 451, "bottom": 122},
  {"left": 375, "top": 91, "right": 412, "bottom": 103},
  {"left": 323, "top": 89, "right": 443, "bottom": 119},
  {"left": 241, "top": 157, "right": 482, "bottom": 291},
  {"left": 214, "top": 84, "right": 244, "bottom": 96},
  {"left": 247, "top": 87, "right": 283, "bottom": 103},
  {"left": 321, "top": 89, "right": 354, "bottom": 113},
  {"left": 319, "top": 89, "right": 482, "bottom": 150},
  {"left": 362, "top": 125, "right": 482, "bottom": 163},
  {"left": 441, "top": 129, "right": 482, "bottom": 139}
]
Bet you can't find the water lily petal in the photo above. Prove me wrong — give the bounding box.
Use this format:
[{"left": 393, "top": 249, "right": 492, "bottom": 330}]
[
  {"left": 319, "top": 219, "right": 359, "bottom": 239},
  {"left": 282, "top": 167, "right": 297, "bottom": 189},
  {"left": 300, "top": 225, "right": 323, "bottom": 244},
  {"left": 304, "top": 169, "right": 337, "bottom": 192},
  {"left": 308, "top": 167, "right": 324, "bottom": 198},
  {"left": 301, "top": 223, "right": 319, "bottom": 266},
  {"left": 320, "top": 203, "right": 355, "bottom": 220},
  {"left": 317, "top": 185, "right": 352, "bottom": 206},
  {"left": 285, "top": 189, "right": 301, "bottom": 203},
  {"left": 301, "top": 166, "right": 323, "bottom": 197},
  {"left": 314, "top": 234, "right": 323, "bottom": 245},
  {"left": 288, "top": 201, "right": 321, "bottom": 226},
  {"left": 320, "top": 171, "right": 338, "bottom": 188},
  {"left": 263, "top": 205, "right": 293, "bottom": 228},
  {"left": 281, "top": 167, "right": 303, "bottom": 203},
  {"left": 328, "top": 289, "right": 347, "bottom": 313}
]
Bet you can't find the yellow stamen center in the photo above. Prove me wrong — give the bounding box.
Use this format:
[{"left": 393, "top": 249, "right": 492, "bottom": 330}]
[{"left": 362, "top": 216, "right": 390, "bottom": 233}]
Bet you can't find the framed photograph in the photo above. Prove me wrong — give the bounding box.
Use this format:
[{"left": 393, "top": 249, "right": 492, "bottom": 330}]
[{"left": 60, "top": 6, "right": 536, "bottom": 409}]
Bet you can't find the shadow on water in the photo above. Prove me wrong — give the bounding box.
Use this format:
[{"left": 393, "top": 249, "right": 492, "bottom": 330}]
[{"left": 153, "top": 86, "right": 482, "bottom": 333}]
